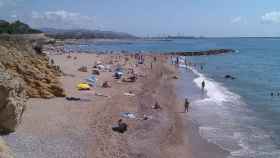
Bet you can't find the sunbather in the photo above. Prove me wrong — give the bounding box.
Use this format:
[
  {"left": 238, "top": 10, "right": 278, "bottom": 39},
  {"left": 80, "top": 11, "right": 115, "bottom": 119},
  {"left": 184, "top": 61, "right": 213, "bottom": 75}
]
[{"left": 112, "top": 119, "right": 128, "bottom": 133}]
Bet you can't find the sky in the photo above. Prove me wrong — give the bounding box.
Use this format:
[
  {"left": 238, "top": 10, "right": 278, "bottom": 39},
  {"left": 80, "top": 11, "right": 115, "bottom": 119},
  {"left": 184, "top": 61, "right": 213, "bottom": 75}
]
[{"left": 1, "top": 0, "right": 280, "bottom": 37}]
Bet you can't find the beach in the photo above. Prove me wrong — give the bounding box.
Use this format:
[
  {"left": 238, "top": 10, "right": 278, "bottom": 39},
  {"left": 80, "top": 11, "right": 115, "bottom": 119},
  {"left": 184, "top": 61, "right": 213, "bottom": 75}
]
[{"left": 2, "top": 50, "right": 228, "bottom": 158}]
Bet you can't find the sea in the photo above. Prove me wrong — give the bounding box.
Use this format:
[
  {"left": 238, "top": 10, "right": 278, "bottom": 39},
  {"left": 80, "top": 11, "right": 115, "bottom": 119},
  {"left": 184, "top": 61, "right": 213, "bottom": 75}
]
[{"left": 65, "top": 38, "right": 280, "bottom": 158}]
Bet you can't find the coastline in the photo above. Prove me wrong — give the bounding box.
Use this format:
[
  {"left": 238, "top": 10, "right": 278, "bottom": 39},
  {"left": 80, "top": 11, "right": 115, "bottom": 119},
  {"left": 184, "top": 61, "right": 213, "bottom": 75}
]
[
  {"left": 3, "top": 51, "right": 228, "bottom": 158},
  {"left": 176, "top": 67, "right": 229, "bottom": 158}
]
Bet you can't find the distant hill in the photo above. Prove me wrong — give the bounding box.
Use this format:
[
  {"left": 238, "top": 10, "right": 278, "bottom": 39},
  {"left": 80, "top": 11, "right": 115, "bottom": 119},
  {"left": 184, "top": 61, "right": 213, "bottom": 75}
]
[
  {"left": 40, "top": 28, "right": 137, "bottom": 39},
  {"left": 0, "top": 20, "right": 41, "bottom": 34}
]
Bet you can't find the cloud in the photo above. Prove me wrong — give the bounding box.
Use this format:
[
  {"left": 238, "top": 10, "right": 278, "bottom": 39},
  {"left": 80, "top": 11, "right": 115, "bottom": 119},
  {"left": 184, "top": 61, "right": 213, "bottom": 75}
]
[
  {"left": 15, "top": 10, "right": 96, "bottom": 29},
  {"left": 230, "top": 16, "right": 244, "bottom": 24},
  {"left": 10, "top": 14, "right": 17, "bottom": 18},
  {"left": 261, "top": 11, "right": 280, "bottom": 24}
]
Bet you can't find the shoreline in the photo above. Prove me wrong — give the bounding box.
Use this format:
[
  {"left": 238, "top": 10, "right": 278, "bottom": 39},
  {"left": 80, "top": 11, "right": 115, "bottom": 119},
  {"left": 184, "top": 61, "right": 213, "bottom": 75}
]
[
  {"left": 176, "top": 67, "right": 229, "bottom": 158},
  {"left": 3, "top": 51, "right": 228, "bottom": 158}
]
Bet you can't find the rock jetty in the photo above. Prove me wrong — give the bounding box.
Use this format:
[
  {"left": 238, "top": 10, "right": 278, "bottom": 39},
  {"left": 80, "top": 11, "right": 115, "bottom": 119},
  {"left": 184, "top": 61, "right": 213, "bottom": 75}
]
[{"left": 169, "top": 49, "right": 235, "bottom": 56}]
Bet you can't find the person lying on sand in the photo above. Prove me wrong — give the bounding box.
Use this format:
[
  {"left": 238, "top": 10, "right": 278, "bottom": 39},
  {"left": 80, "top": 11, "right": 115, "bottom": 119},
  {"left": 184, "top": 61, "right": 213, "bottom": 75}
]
[
  {"left": 102, "top": 81, "right": 111, "bottom": 88},
  {"left": 112, "top": 119, "right": 128, "bottom": 134},
  {"left": 152, "top": 101, "right": 161, "bottom": 110}
]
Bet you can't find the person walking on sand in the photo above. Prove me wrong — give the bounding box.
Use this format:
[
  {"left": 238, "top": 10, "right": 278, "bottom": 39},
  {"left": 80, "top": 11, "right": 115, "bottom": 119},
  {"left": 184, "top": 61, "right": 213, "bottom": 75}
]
[
  {"left": 201, "top": 80, "right": 205, "bottom": 91},
  {"left": 184, "top": 98, "right": 190, "bottom": 112},
  {"left": 176, "top": 56, "right": 179, "bottom": 65}
]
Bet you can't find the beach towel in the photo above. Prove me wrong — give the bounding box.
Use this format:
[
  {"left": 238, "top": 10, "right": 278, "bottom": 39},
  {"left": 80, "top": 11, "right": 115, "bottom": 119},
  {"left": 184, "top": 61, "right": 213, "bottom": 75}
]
[
  {"left": 77, "top": 83, "right": 90, "bottom": 90},
  {"left": 120, "top": 112, "right": 136, "bottom": 119},
  {"left": 124, "top": 92, "right": 135, "bottom": 96},
  {"left": 86, "top": 75, "right": 97, "bottom": 85}
]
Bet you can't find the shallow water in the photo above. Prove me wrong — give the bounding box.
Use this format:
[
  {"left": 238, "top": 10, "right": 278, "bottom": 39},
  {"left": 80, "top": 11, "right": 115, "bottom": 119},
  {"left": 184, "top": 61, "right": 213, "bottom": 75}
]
[{"left": 66, "top": 38, "right": 280, "bottom": 158}]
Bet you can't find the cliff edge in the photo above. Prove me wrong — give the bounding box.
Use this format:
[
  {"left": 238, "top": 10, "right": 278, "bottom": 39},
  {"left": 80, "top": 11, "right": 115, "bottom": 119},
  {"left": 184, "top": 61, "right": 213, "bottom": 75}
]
[{"left": 0, "top": 36, "right": 65, "bottom": 98}]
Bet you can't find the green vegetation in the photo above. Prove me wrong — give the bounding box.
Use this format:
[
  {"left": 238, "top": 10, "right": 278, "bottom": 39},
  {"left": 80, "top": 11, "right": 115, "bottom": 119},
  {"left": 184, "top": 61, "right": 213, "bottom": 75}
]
[
  {"left": 41, "top": 28, "right": 137, "bottom": 39},
  {"left": 0, "top": 20, "right": 41, "bottom": 34}
]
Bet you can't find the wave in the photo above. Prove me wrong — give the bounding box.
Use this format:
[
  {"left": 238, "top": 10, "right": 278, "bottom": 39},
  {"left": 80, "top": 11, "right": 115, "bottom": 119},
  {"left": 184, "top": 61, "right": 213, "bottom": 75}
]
[
  {"left": 183, "top": 65, "right": 280, "bottom": 158},
  {"left": 187, "top": 65, "right": 241, "bottom": 104}
]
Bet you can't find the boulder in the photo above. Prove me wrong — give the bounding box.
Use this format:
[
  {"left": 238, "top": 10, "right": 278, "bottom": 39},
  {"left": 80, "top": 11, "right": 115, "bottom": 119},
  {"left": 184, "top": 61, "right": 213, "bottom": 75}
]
[
  {"left": 224, "top": 75, "right": 236, "bottom": 80},
  {"left": 0, "top": 70, "right": 26, "bottom": 134},
  {"left": 0, "top": 137, "right": 14, "bottom": 158}
]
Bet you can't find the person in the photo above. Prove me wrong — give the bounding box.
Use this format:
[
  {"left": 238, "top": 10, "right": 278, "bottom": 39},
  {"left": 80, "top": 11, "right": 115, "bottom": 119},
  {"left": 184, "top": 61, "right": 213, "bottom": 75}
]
[
  {"left": 102, "top": 81, "right": 111, "bottom": 88},
  {"left": 201, "top": 80, "right": 205, "bottom": 90},
  {"left": 152, "top": 101, "right": 161, "bottom": 110},
  {"left": 112, "top": 119, "right": 128, "bottom": 133},
  {"left": 200, "top": 65, "right": 204, "bottom": 70},
  {"left": 176, "top": 56, "right": 179, "bottom": 65},
  {"left": 184, "top": 98, "right": 190, "bottom": 112},
  {"left": 50, "top": 59, "right": 54, "bottom": 65}
]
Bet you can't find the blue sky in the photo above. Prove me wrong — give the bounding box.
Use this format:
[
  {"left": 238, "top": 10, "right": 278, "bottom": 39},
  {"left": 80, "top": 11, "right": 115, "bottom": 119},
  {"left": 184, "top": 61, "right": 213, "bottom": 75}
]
[{"left": 1, "top": 0, "right": 280, "bottom": 37}]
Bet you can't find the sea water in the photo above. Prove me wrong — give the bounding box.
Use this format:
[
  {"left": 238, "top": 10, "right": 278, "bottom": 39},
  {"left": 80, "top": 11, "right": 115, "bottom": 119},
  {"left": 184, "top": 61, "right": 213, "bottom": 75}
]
[{"left": 66, "top": 38, "right": 280, "bottom": 158}]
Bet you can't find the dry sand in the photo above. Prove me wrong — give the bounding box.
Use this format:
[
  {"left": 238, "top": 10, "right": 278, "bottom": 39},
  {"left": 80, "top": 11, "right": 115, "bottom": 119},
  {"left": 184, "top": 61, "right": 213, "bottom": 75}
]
[{"left": 3, "top": 52, "right": 227, "bottom": 158}]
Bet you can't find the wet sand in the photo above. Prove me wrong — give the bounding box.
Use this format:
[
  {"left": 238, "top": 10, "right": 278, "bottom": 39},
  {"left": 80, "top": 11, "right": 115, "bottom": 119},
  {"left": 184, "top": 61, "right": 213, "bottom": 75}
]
[{"left": 3, "top": 52, "right": 228, "bottom": 158}]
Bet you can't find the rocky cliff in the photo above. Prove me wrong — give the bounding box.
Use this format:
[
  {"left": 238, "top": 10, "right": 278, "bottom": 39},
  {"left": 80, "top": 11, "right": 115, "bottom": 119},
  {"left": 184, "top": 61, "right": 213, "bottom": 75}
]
[
  {"left": 0, "top": 36, "right": 65, "bottom": 98},
  {"left": 0, "top": 32, "right": 64, "bottom": 158},
  {"left": 0, "top": 137, "right": 14, "bottom": 158},
  {"left": 0, "top": 64, "right": 26, "bottom": 134}
]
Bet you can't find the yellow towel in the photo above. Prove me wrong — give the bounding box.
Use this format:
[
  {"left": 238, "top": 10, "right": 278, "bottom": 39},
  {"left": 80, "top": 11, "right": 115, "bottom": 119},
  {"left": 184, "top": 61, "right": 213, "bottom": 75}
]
[{"left": 77, "top": 83, "right": 90, "bottom": 90}]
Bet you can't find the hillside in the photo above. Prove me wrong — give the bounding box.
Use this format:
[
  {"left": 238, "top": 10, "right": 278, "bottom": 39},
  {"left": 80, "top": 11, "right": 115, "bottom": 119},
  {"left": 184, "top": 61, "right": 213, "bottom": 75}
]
[
  {"left": 0, "top": 20, "right": 41, "bottom": 34},
  {"left": 41, "top": 28, "right": 137, "bottom": 39}
]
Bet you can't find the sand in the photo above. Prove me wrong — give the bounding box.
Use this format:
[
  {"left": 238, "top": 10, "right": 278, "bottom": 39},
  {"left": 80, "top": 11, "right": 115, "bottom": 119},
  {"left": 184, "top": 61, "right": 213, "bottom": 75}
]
[{"left": 3, "top": 52, "right": 227, "bottom": 158}]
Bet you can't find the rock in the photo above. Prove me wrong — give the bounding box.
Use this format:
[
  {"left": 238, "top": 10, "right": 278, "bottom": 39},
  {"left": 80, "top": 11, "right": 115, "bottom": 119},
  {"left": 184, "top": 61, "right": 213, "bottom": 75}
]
[
  {"left": 32, "top": 42, "right": 43, "bottom": 55},
  {"left": 171, "top": 49, "right": 235, "bottom": 56},
  {"left": 224, "top": 75, "right": 236, "bottom": 80},
  {"left": 78, "top": 66, "right": 88, "bottom": 72},
  {"left": 0, "top": 70, "right": 26, "bottom": 134},
  {"left": 0, "top": 137, "right": 14, "bottom": 158}
]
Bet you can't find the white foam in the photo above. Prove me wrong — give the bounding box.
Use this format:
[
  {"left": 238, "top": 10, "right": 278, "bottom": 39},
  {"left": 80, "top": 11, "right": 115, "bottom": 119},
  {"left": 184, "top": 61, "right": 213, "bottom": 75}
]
[
  {"left": 184, "top": 65, "right": 280, "bottom": 158},
  {"left": 187, "top": 65, "right": 240, "bottom": 105}
]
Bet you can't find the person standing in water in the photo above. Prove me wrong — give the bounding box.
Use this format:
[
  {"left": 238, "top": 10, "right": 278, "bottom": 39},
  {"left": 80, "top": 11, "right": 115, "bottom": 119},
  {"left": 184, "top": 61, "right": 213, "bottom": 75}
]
[
  {"left": 184, "top": 98, "right": 190, "bottom": 112},
  {"left": 201, "top": 80, "right": 205, "bottom": 91},
  {"left": 200, "top": 65, "right": 204, "bottom": 71}
]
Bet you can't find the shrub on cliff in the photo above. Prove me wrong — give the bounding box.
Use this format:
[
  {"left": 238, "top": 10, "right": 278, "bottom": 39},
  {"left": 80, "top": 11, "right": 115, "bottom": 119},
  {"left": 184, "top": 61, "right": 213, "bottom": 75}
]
[{"left": 0, "top": 20, "right": 41, "bottom": 34}]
